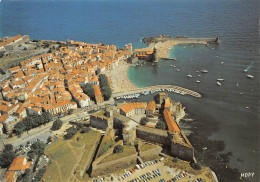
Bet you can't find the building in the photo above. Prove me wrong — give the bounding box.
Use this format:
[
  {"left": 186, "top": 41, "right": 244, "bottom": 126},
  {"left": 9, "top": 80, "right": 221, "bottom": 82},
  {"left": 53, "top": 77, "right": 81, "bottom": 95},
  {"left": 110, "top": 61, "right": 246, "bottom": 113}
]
[
  {"left": 163, "top": 110, "right": 180, "bottom": 132},
  {"left": 146, "top": 101, "right": 156, "bottom": 117},
  {"left": 4, "top": 157, "right": 31, "bottom": 182},
  {"left": 120, "top": 102, "right": 147, "bottom": 117},
  {"left": 0, "top": 114, "right": 20, "bottom": 133},
  {"left": 93, "top": 85, "right": 103, "bottom": 105}
]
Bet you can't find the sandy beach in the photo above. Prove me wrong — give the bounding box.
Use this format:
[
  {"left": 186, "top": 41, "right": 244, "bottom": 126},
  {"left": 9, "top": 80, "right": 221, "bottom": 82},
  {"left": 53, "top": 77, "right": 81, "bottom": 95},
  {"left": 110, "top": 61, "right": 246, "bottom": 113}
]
[{"left": 104, "top": 61, "right": 138, "bottom": 94}]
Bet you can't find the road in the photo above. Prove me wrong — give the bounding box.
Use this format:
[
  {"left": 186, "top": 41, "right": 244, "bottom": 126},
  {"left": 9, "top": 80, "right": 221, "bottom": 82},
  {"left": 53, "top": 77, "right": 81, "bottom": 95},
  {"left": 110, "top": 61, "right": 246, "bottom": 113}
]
[{"left": 6, "top": 110, "right": 90, "bottom": 148}]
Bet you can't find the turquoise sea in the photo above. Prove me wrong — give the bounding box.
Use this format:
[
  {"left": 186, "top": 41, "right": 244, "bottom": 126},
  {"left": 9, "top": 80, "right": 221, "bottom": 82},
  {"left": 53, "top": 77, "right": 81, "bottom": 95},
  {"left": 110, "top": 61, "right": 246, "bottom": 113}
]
[{"left": 0, "top": 0, "right": 259, "bottom": 181}]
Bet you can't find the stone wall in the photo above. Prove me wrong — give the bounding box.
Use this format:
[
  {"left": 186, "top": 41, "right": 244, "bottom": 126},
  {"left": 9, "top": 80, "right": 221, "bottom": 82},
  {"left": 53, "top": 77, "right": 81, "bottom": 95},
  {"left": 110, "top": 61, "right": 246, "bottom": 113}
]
[
  {"left": 171, "top": 142, "right": 194, "bottom": 162},
  {"left": 139, "top": 145, "right": 162, "bottom": 161},
  {"left": 91, "top": 153, "right": 137, "bottom": 177},
  {"left": 136, "top": 126, "right": 170, "bottom": 146}
]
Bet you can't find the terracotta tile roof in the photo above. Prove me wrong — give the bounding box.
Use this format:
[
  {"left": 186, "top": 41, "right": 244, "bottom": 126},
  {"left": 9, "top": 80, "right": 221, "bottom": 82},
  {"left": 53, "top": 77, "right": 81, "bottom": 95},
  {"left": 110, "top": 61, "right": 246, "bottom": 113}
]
[
  {"left": 164, "top": 98, "right": 171, "bottom": 109},
  {"left": 4, "top": 171, "right": 16, "bottom": 182},
  {"left": 120, "top": 102, "right": 147, "bottom": 114},
  {"left": 0, "top": 35, "right": 22, "bottom": 47},
  {"left": 163, "top": 110, "right": 180, "bottom": 132},
  {"left": 146, "top": 101, "right": 156, "bottom": 111},
  {"left": 8, "top": 157, "right": 31, "bottom": 171}
]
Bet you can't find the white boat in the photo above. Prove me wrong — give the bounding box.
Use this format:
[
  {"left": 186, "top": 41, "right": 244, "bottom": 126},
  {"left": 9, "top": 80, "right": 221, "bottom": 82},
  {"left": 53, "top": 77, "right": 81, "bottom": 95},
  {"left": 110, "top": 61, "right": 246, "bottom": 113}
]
[
  {"left": 221, "top": 62, "right": 225, "bottom": 64},
  {"left": 217, "top": 81, "right": 221, "bottom": 86},
  {"left": 201, "top": 70, "right": 208, "bottom": 73},
  {"left": 173, "top": 66, "right": 176, "bottom": 68},
  {"left": 187, "top": 75, "right": 192, "bottom": 78},
  {"left": 217, "top": 78, "right": 225, "bottom": 81},
  {"left": 196, "top": 80, "right": 201, "bottom": 83},
  {"left": 170, "top": 65, "right": 173, "bottom": 67},
  {"left": 236, "top": 83, "right": 239, "bottom": 87},
  {"left": 176, "top": 69, "right": 180, "bottom": 72},
  {"left": 247, "top": 75, "right": 254, "bottom": 79}
]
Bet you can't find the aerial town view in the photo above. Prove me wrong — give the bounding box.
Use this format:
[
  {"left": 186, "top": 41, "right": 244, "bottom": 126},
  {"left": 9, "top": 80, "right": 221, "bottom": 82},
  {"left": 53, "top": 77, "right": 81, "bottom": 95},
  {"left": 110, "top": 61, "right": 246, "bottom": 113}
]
[{"left": 0, "top": 1, "right": 259, "bottom": 182}]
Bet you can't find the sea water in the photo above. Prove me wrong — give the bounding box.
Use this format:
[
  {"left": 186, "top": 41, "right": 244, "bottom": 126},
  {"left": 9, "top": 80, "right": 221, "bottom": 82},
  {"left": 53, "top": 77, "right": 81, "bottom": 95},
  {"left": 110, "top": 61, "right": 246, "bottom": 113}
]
[{"left": 0, "top": 0, "right": 259, "bottom": 180}]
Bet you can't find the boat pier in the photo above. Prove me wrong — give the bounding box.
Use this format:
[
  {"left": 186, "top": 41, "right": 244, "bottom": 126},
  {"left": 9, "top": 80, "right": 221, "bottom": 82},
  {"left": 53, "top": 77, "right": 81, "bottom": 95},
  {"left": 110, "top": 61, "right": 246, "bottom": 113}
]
[{"left": 113, "top": 84, "right": 201, "bottom": 98}]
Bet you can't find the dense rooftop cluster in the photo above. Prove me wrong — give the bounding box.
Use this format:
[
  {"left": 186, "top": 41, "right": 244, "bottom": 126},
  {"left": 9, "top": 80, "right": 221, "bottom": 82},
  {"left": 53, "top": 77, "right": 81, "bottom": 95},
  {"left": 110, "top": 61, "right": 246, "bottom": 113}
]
[{"left": 0, "top": 39, "right": 132, "bottom": 133}]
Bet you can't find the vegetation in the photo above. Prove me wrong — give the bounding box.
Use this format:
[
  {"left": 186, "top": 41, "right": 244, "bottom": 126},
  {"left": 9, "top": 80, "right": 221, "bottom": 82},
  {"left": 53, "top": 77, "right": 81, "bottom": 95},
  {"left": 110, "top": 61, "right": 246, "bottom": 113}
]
[
  {"left": 98, "top": 74, "right": 112, "bottom": 101},
  {"left": 51, "top": 119, "right": 63, "bottom": 131},
  {"left": 43, "top": 130, "right": 101, "bottom": 182},
  {"left": 27, "top": 141, "right": 46, "bottom": 160},
  {"left": 32, "top": 168, "right": 46, "bottom": 182},
  {"left": 0, "top": 144, "right": 16, "bottom": 168},
  {"left": 140, "top": 117, "right": 149, "bottom": 126},
  {"left": 0, "top": 51, "right": 4, "bottom": 58},
  {"left": 98, "top": 142, "right": 114, "bottom": 157},
  {"left": 13, "top": 112, "right": 52, "bottom": 135},
  {"left": 17, "top": 168, "right": 32, "bottom": 182},
  {"left": 64, "top": 127, "right": 78, "bottom": 139},
  {"left": 113, "top": 145, "right": 124, "bottom": 153},
  {"left": 81, "top": 127, "right": 90, "bottom": 133},
  {"left": 82, "top": 83, "right": 95, "bottom": 100},
  {"left": 156, "top": 120, "right": 167, "bottom": 130}
]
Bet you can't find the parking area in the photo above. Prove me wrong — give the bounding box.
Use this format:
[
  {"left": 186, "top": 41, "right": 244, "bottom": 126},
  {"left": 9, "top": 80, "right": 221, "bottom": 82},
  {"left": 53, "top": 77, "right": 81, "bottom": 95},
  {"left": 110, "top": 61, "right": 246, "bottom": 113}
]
[{"left": 92, "top": 158, "right": 210, "bottom": 182}]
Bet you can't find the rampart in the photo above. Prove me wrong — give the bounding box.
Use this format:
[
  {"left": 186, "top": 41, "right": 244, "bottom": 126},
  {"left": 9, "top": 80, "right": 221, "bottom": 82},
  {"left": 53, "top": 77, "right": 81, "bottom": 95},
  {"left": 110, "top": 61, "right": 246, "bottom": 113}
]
[{"left": 136, "top": 126, "right": 170, "bottom": 146}]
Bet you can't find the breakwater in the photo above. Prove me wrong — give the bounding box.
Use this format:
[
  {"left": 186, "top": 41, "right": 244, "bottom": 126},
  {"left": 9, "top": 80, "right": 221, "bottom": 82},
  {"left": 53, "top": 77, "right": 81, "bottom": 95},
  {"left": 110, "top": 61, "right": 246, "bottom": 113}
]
[{"left": 112, "top": 84, "right": 201, "bottom": 98}]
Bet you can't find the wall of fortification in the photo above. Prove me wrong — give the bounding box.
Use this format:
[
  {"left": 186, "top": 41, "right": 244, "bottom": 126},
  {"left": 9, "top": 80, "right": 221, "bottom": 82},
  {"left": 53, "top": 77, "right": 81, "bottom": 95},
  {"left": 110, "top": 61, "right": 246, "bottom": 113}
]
[
  {"left": 91, "top": 153, "right": 137, "bottom": 177},
  {"left": 90, "top": 115, "right": 112, "bottom": 130},
  {"left": 139, "top": 145, "right": 162, "bottom": 161},
  {"left": 136, "top": 126, "right": 170, "bottom": 146},
  {"left": 171, "top": 142, "right": 194, "bottom": 162},
  {"left": 93, "top": 140, "right": 123, "bottom": 166}
]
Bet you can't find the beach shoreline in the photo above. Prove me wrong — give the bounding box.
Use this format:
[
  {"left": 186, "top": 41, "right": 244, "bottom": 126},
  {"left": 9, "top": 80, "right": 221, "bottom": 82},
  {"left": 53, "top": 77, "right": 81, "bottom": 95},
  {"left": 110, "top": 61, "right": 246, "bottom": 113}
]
[{"left": 104, "top": 61, "right": 138, "bottom": 94}]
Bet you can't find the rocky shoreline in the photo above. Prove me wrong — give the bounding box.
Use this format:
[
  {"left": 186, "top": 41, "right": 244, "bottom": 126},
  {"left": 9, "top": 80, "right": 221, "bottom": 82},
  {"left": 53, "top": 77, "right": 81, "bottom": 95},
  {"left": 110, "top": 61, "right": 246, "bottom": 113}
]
[{"left": 182, "top": 112, "right": 250, "bottom": 182}]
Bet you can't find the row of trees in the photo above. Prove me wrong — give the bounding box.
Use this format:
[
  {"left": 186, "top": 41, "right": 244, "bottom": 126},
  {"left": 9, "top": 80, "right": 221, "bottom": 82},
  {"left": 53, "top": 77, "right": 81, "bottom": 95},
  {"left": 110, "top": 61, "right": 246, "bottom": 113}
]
[
  {"left": 0, "top": 144, "right": 16, "bottom": 168},
  {"left": 82, "top": 83, "right": 95, "bottom": 100},
  {"left": 98, "top": 74, "right": 112, "bottom": 101},
  {"left": 13, "top": 112, "right": 52, "bottom": 135}
]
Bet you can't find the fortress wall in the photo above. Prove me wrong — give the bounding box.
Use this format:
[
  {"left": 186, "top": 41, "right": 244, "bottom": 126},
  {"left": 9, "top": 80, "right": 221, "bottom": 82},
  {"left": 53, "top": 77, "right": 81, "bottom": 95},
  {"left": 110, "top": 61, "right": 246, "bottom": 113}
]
[
  {"left": 139, "top": 145, "right": 162, "bottom": 161},
  {"left": 91, "top": 153, "right": 137, "bottom": 177},
  {"left": 171, "top": 142, "right": 194, "bottom": 162},
  {"left": 136, "top": 126, "right": 170, "bottom": 146}
]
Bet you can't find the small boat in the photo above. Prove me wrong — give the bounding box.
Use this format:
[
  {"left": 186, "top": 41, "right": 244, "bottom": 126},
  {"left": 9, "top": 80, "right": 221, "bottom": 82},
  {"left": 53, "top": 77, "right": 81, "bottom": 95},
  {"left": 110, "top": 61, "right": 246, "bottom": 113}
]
[
  {"left": 196, "top": 80, "right": 201, "bottom": 83},
  {"left": 240, "top": 92, "right": 243, "bottom": 95},
  {"left": 217, "top": 81, "right": 221, "bottom": 86},
  {"left": 221, "top": 62, "right": 225, "bottom": 64},
  {"left": 176, "top": 69, "right": 180, "bottom": 72},
  {"left": 170, "top": 65, "right": 173, "bottom": 67},
  {"left": 201, "top": 70, "right": 208, "bottom": 73},
  {"left": 196, "top": 70, "right": 200, "bottom": 73},
  {"left": 244, "top": 62, "right": 254, "bottom": 72},
  {"left": 171, "top": 24, "right": 175, "bottom": 27},
  {"left": 212, "top": 48, "right": 215, "bottom": 50},
  {"left": 236, "top": 83, "right": 239, "bottom": 87},
  {"left": 173, "top": 66, "right": 176, "bottom": 68},
  {"left": 198, "top": 75, "right": 201, "bottom": 77},
  {"left": 247, "top": 75, "right": 254, "bottom": 79},
  {"left": 245, "top": 106, "right": 250, "bottom": 109},
  {"left": 187, "top": 75, "right": 192, "bottom": 78},
  {"left": 217, "top": 78, "right": 225, "bottom": 81}
]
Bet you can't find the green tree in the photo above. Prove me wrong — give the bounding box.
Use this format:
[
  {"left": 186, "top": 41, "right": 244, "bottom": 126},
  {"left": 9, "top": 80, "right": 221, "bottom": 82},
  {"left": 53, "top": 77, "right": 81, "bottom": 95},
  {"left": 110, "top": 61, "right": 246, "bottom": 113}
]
[
  {"left": 98, "top": 74, "right": 112, "bottom": 101},
  {"left": 101, "top": 86, "right": 112, "bottom": 101},
  {"left": 0, "top": 144, "right": 16, "bottom": 168},
  {"left": 32, "top": 168, "right": 46, "bottom": 182},
  {"left": 51, "top": 119, "right": 63, "bottom": 131},
  {"left": 0, "top": 51, "right": 4, "bottom": 58},
  {"left": 27, "top": 141, "right": 45, "bottom": 160},
  {"left": 140, "top": 117, "right": 149, "bottom": 126},
  {"left": 13, "top": 122, "right": 25, "bottom": 135},
  {"left": 156, "top": 120, "right": 167, "bottom": 130},
  {"left": 113, "top": 145, "right": 124, "bottom": 153},
  {"left": 81, "top": 127, "right": 90, "bottom": 133},
  {"left": 64, "top": 127, "right": 78, "bottom": 139},
  {"left": 42, "top": 112, "right": 52, "bottom": 123},
  {"left": 82, "top": 83, "right": 95, "bottom": 100}
]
